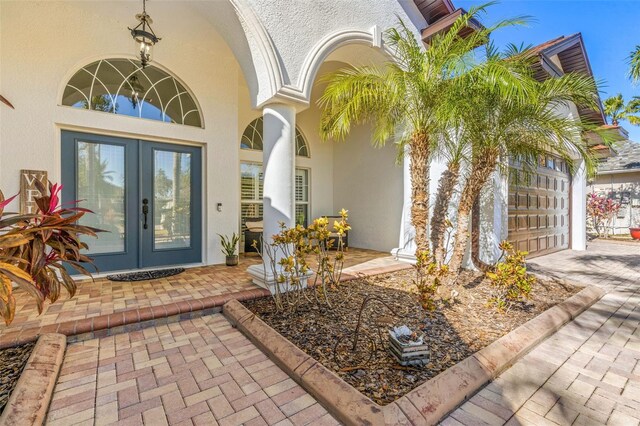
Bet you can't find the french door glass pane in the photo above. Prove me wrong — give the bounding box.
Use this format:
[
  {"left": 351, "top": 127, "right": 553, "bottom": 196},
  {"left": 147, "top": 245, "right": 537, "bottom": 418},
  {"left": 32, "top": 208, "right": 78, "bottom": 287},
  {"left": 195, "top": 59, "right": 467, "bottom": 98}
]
[
  {"left": 154, "top": 150, "right": 192, "bottom": 250},
  {"left": 77, "top": 141, "right": 125, "bottom": 254}
]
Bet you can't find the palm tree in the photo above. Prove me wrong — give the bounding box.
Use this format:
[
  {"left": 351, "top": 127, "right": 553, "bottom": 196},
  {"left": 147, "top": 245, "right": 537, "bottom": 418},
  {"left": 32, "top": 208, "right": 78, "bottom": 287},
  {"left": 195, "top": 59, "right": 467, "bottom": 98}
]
[
  {"left": 318, "top": 5, "right": 526, "bottom": 254},
  {"left": 444, "top": 45, "right": 602, "bottom": 277},
  {"left": 603, "top": 94, "right": 640, "bottom": 126},
  {"left": 630, "top": 45, "right": 640, "bottom": 83},
  {"left": 430, "top": 124, "right": 468, "bottom": 265}
]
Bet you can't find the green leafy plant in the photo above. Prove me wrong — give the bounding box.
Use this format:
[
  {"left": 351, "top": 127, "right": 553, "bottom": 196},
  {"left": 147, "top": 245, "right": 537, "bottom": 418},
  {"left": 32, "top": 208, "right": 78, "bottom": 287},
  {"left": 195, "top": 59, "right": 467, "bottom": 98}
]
[
  {"left": 486, "top": 241, "right": 536, "bottom": 311},
  {"left": 0, "top": 181, "right": 101, "bottom": 325},
  {"left": 218, "top": 232, "right": 239, "bottom": 257},
  {"left": 630, "top": 45, "right": 640, "bottom": 83},
  {"left": 413, "top": 249, "right": 448, "bottom": 311},
  {"left": 318, "top": 5, "right": 527, "bottom": 257},
  {"left": 603, "top": 94, "right": 640, "bottom": 126},
  {"left": 443, "top": 43, "right": 603, "bottom": 280}
]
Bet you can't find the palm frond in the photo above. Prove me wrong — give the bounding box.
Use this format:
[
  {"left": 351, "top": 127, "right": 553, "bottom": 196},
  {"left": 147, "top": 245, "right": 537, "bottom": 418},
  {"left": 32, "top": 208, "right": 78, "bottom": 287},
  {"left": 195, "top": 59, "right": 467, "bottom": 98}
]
[{"left": 630, "top": 45, "right": 640, "bottom": 84}]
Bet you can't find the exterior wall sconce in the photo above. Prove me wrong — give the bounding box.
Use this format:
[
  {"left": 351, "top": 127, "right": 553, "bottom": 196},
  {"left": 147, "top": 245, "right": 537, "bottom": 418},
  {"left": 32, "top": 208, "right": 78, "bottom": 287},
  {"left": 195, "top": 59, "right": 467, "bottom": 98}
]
[{"left": 128, "top": 0, "right": 161, "bottom": 68}]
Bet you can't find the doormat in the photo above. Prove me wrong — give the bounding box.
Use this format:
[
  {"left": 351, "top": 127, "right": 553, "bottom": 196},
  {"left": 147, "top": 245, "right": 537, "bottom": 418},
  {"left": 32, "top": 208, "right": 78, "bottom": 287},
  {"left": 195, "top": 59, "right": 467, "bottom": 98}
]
[{"left": 106, "top": 268, "right": 185, "bottom": 282}]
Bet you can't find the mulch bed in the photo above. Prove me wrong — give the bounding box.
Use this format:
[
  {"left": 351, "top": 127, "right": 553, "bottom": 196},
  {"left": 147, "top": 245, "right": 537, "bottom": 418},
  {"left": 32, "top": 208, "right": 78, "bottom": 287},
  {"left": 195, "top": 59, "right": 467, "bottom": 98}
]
[
  {"left": 0, "top": 342, "right": 35, "bottom": 415},
  {"left": 243, "top": 269, "right": 580, "bottom": 405}
]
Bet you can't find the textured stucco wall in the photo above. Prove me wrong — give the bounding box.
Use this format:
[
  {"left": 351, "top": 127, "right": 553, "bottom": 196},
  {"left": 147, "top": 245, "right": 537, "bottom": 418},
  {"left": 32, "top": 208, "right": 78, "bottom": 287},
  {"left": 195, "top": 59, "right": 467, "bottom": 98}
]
[
  {"left": 248, "top": 0, "right": 424, "bottom": 87},
  {"left": 590, "top": 172, "right": 640, "bottom": 234},
  {"left": 332, "top": 125, "right": 403, "bottom": 252}
]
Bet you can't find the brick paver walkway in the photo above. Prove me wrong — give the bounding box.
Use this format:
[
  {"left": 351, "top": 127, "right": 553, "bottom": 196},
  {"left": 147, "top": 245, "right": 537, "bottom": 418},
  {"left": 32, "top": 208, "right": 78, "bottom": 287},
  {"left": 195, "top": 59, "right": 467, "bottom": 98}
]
[
  {"left": 46, "top": 314, "right": 339, "bottom": 425},
  {"left": 0, "top": 249, "right": 390, "bottom": 342},
  {"left": 444, "top": 240, "right": 640, "bottom": 425}
]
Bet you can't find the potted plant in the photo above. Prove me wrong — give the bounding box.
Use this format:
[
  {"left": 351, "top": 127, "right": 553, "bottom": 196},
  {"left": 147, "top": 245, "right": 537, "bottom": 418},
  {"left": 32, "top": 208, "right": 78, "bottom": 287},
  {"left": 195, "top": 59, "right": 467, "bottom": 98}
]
[
  {"left": 629, "top": 224, "right": 640, "bottom": 240},
  {"left": 219, "top": 233, "right": 240, "bottom": 266}
]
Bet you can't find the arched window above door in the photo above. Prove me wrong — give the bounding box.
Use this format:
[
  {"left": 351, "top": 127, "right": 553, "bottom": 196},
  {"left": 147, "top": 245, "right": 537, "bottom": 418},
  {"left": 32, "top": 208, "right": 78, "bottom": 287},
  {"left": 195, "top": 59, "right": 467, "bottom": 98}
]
[
  {"left": 62, "top": 58, "right": 203, "bottom": 128},
  {"left": 240, "top": 117, "right": 310, "bottom": 157}
]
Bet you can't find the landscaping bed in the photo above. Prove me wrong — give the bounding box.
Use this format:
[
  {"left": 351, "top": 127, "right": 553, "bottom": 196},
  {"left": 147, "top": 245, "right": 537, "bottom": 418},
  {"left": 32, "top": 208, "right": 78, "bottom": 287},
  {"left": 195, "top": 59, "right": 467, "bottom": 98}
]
[
  {"left": 243, "top": 269, "right": 580, "bottom": 405},
  {"left": 0, "top": 342, "right": 35, "bottom": 415}
]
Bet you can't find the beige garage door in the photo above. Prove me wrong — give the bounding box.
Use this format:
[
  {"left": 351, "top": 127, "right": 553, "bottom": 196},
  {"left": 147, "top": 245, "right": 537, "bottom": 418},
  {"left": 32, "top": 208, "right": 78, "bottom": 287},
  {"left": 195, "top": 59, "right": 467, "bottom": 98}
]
[{"left": 508, "top": 156, "right": 571, "bottom": 258}]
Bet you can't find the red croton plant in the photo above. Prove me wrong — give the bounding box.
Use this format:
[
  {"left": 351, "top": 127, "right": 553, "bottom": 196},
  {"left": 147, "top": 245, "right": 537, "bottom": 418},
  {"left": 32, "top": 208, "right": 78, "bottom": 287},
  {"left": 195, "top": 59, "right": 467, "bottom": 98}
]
[{"left": 0, "top": 181, "right": 100, "bottom": 325}]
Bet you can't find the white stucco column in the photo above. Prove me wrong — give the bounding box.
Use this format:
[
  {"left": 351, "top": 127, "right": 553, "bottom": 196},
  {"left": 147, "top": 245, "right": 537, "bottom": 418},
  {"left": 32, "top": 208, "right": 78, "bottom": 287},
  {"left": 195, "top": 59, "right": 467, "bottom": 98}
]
[
  {"left": 476, "top": 169, "right": 509, "bottom": 265},
  {"left": 392, "top": 146, "right": 417, "bottom": 261},
  {"left": 262, "top": 103, "right": 296, "bottom": 240},
  {"left": 247, "top": 103, "right": 298, "bottom": 291},
  {"left": 571, "top": 159, "right": 587, "bottom": 250}
]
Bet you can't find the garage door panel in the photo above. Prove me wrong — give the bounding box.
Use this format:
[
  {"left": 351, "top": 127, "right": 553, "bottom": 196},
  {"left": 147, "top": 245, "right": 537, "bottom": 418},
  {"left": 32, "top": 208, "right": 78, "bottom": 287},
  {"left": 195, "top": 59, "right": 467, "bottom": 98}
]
[
  {"left": 508, "top": 156, "right": 570, "bottom": 258},
  {"left": 518, "top": 194, "right": 527, "bottom": 208},
  {"left": 517, "top": 216, "right": 528, "bottom": 230},
  {"left": 539, "top": 237, "right": 548, "bottom": 251}
]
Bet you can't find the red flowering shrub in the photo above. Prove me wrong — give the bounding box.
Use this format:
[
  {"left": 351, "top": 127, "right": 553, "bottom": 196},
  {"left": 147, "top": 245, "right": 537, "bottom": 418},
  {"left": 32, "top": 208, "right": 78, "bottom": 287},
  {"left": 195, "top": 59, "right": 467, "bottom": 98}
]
[{"left": 587, "top": 193, "right": 620, "bottom": 238}]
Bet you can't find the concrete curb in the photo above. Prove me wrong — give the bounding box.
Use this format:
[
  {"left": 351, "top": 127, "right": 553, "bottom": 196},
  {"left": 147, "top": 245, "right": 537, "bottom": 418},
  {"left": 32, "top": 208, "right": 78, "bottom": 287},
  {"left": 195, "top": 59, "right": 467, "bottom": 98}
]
[
  {"left": 0, "top": 333, "right": 66, "bottom": 426},
  {"left": 224, "top": 300, "right": 384, "bottom": 426},
  {"left": 224, "top": 284, "right": 604, "bottom": 425}
]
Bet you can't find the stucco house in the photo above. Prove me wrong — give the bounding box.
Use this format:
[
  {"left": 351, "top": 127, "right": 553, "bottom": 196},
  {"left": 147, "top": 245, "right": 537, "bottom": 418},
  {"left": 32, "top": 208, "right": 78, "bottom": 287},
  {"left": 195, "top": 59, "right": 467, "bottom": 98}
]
[
  {"left": 590, "top": 138, "right": 640, "bottom": 235},
  {"left": 0, "top": 0, "right": 605, "bottom": 284}
]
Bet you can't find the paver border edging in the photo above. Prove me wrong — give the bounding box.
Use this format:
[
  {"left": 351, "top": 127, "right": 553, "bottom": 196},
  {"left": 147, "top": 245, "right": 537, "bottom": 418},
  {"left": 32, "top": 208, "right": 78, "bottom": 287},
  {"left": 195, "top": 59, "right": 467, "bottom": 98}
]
[
  {"left": 0, "top": 333, "right": 66, "bottom": 425},
  {"left": 223, "top": 284, "right": 604, "bottom": 425},
  {"left": 0, "top": 287, "right": 270, "bottom": 350}
]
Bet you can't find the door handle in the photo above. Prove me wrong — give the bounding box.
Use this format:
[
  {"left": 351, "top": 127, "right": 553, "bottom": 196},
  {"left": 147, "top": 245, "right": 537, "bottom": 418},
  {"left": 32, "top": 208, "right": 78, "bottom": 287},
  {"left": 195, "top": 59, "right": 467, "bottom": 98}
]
[{"left": 142, "top": 198, "right": 149, "bottom": 229}]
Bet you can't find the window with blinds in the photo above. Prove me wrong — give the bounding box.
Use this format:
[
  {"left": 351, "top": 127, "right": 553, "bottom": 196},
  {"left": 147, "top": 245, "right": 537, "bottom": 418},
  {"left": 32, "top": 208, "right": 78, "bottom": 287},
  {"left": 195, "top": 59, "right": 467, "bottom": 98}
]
[
  {"left": 295, "top": 169, "right": 309, "bottom": 226},
  {"left": 240, "top": 163, "right": 309, "bottom": 248}
]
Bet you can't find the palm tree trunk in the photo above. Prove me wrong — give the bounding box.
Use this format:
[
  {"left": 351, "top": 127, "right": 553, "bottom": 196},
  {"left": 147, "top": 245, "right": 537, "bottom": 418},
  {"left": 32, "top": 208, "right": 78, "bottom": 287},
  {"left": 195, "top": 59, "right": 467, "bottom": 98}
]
[
  {"left": 409, "top": 133, "right": 431, "bottom": 255},
  {"left": 447, "top": 150, "right": 498, "bottom": 278},
  {"left": 431, "top": 161, "right": 460, "bottom": 264}
]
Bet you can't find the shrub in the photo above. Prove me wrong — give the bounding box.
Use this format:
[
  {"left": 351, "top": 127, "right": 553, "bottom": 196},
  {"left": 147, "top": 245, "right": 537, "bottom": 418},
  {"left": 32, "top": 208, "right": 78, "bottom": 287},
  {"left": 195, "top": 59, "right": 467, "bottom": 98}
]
[
  {"left": 0, "top": 181, "right": 100, "bottom": 324},
  {"left": 413, "top": 249, "right": 448, "bottom": 311},
  {"left": 486, "top": 241, "right": 536, "bottom": 310},
  {"left": 254, "top": 209, "right": 350, "bottom": 312},
  {"left": 587, "top": 193, "right": 620, "bottom": 238}
]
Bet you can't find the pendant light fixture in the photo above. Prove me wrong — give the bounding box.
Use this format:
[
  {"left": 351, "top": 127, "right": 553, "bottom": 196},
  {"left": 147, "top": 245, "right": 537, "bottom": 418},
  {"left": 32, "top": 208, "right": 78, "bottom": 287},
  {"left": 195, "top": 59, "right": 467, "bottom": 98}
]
[{"left": 128, "top": 0, "right": 161, "bottom": 68}]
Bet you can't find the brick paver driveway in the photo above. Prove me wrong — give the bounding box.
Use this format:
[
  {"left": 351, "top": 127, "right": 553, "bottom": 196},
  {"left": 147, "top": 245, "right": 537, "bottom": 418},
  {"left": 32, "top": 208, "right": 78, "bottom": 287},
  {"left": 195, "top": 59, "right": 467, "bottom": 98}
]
[{"left": 444, "top": 240, "right": 640, "bottom": 426}]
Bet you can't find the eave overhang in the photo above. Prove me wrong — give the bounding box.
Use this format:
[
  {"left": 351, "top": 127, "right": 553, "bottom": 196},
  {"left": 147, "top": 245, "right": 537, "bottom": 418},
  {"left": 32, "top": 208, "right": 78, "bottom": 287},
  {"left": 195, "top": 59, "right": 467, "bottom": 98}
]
[{"left": 420, "top": 8, "right": 483, "bottom": 44}]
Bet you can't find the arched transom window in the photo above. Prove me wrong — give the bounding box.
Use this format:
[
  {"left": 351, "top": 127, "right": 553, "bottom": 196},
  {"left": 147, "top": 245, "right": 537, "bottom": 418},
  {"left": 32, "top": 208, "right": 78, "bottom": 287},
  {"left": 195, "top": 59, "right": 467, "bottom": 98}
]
[
  {"left": 240, "top": 117, "right": 310, "bottom": 157},
  {"left": 62, "top": 58, "right": 202, "bottom": 128}
]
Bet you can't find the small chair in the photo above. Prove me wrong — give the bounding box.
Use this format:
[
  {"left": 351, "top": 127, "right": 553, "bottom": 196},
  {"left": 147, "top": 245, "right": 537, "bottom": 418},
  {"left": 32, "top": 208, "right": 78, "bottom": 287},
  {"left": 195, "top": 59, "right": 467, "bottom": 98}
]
[{"left": 243, "top": 217, "right": 263, "bottom": 253}]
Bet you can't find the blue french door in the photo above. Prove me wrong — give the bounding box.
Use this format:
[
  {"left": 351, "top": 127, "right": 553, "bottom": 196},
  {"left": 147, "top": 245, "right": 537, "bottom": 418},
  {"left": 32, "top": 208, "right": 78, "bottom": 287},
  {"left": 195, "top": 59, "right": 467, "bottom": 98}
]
[{"left": 61, "top": 131, "right": 202, "bottom": 272}]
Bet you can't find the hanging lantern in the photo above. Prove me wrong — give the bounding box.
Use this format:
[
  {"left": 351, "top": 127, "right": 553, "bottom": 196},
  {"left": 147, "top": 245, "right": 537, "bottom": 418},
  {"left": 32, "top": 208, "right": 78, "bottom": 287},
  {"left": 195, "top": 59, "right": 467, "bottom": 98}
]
[{"left": 128, "top": 0, "right": 161, "bottom": 68}]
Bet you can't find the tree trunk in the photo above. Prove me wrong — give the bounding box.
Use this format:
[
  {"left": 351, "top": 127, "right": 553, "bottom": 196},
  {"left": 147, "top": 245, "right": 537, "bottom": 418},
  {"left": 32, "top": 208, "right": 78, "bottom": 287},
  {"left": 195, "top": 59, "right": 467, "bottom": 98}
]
[
  {"left": 447, "top": 150, "right": 498, "bottom": 279},
  {"left": 431, "top": 161, "right": 460, "bottom": 264},
  {"left": 409, "top": 133, "right": 431, "bottom": 255}
]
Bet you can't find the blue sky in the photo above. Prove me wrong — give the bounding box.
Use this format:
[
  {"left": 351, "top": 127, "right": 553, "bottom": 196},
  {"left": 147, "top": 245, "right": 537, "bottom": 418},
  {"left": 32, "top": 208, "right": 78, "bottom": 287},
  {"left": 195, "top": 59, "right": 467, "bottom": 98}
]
[{"left": 456, "top": 0, "right": 640, "bottom": 142}]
